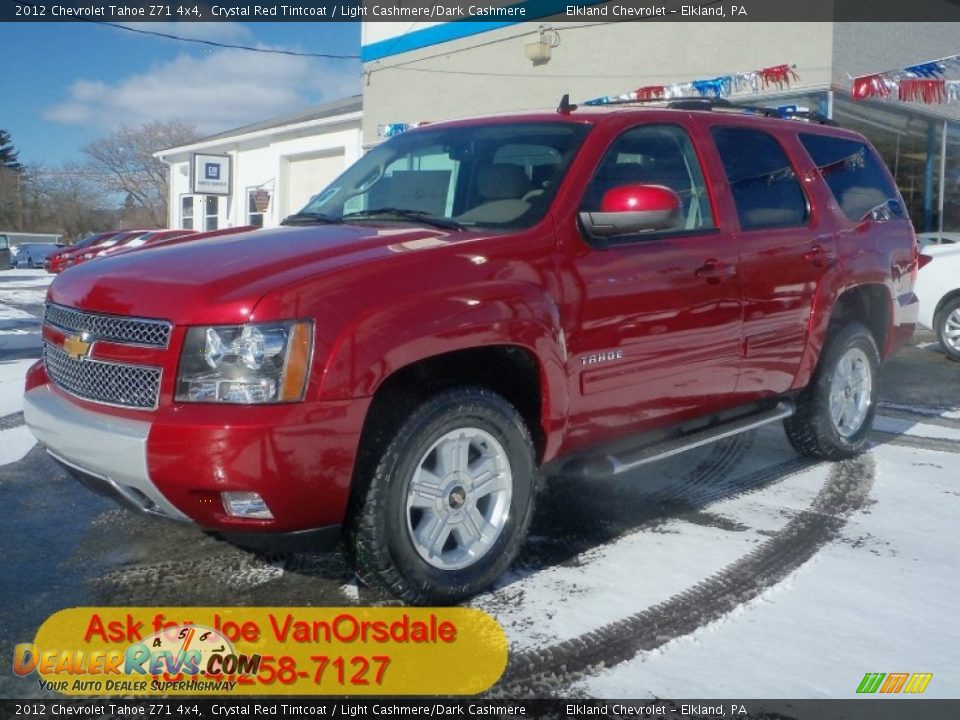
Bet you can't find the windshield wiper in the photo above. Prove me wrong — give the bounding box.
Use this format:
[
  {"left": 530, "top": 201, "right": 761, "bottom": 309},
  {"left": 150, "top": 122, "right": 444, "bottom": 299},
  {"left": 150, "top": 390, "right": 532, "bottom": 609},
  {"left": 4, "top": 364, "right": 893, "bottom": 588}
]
[
  {"left": 342, "top": 208, "right": 466, "bottom": 231},
  {"left": 280, "top": 211, "right": 342, "bottom": 226}
]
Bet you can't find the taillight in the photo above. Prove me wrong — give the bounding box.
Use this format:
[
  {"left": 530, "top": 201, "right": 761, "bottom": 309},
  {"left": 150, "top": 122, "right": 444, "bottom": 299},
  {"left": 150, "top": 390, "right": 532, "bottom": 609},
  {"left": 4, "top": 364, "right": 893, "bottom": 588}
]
[{"left": 918, "top": 253, "right": 933, "bottom": 270}]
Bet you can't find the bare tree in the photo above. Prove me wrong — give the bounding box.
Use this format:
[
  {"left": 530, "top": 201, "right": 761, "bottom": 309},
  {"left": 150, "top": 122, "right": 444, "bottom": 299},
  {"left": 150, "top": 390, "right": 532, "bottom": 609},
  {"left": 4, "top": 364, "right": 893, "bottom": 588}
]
[
  {"left": 83, "top": 121, "right": 199, "bottom": 227},
  {"left": 28, "top": 163, "right": 116, "bottom": 239}
]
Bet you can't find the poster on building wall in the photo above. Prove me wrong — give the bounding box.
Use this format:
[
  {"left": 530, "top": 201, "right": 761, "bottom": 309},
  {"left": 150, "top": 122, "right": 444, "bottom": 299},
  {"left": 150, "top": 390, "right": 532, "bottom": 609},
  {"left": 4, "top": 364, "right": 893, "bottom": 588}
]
[{"left": 191, "top": 153, "right": 231, "bottom": 196}]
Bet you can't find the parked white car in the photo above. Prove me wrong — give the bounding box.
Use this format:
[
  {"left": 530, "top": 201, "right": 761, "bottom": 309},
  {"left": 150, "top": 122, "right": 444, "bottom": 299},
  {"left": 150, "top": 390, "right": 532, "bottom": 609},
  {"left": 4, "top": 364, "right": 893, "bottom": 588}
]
[
  {"left": 916, "top": 243, "right": 960, "bottom": 360},
  {"left": 916, "top": 231, "right": 960, "bottom": 251}
]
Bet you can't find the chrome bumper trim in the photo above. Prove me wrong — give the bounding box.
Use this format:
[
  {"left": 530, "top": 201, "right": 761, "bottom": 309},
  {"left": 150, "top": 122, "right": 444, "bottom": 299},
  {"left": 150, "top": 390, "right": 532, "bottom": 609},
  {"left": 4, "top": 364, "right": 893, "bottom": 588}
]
[{"left": 23, "top": 385, "right": 188, "bottom": 520}]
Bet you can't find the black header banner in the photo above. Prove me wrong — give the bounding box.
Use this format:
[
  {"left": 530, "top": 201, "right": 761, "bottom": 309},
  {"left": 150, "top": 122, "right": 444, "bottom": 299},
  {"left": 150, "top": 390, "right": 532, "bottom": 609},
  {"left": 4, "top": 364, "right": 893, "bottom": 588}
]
[{"left": 3, "top": 0, "right": 960, "bottom": 23}]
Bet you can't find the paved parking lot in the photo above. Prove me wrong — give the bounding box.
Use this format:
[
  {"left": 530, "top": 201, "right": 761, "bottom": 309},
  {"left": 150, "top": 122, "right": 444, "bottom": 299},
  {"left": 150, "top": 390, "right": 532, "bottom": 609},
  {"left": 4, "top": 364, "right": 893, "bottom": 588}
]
[{"left": 1, "top": 268, "right": 958, "bottom": 699}]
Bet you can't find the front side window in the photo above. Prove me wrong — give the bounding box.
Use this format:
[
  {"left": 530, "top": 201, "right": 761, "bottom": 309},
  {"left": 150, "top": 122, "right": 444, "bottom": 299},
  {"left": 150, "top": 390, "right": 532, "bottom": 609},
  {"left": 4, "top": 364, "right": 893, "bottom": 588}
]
[
  {"left": 712, "top": 127, "right": 809, "bottom": 230},
  {"left": 581, "top": 123, "right": 715, "bottom": 233},
  {"left": 296, "top": 122, "right": 591, "bottom": 230},
  {"left": 799, "top": 133, "right": 901, "bottom": 222}
]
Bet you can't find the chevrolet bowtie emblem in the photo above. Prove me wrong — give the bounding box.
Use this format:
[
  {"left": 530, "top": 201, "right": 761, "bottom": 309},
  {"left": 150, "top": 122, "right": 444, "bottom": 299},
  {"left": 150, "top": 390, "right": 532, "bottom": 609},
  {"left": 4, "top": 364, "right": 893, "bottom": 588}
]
[{"left": 63, "top": 333, "right": 92, "bottom": 361}]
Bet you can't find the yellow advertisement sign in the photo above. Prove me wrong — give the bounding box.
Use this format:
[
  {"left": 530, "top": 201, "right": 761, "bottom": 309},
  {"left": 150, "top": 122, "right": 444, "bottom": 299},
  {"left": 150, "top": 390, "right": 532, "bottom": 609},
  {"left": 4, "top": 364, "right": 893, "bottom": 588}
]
[{"left": 15, "top": 607, "right": 508, "bottom": 695}]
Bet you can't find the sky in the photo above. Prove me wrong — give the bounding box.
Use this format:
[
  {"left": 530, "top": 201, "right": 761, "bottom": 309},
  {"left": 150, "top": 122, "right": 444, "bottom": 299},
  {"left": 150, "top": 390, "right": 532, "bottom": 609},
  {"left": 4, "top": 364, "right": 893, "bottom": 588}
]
[{"left": 0, "top": 22, "right": 362, "bottom": 167}]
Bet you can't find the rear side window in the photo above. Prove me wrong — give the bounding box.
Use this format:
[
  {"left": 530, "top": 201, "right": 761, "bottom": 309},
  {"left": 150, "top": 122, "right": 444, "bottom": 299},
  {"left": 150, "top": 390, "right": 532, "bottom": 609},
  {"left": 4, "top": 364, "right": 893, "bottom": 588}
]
[
  {"left": 799, "top": 134, "right": 900, "bottom": 222},
  {"left": 712, "top": 127, "right": 809, "bottom": 230}
]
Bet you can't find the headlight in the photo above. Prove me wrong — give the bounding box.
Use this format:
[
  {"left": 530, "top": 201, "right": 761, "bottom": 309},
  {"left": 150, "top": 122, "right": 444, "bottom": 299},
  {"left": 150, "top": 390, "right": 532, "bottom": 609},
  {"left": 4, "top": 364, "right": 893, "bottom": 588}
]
[{"left": 176, "top": 320, "right": 313, "bottom": 404}]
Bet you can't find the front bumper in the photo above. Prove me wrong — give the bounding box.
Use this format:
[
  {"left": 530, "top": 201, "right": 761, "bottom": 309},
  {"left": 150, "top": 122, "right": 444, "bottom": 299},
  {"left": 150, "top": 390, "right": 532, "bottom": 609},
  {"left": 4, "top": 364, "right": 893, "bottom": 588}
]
[
  {"left": 24, "top": 384, "right": 188, "bottom": 520},
  {"left": 24, "top": 376, "right": 370, "bottom": 540}
]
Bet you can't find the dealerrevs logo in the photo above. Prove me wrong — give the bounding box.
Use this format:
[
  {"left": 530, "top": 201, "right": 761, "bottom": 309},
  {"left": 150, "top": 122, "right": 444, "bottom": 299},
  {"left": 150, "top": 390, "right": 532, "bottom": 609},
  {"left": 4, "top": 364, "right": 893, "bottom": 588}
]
[{"left": 14, "top": 621, "right": 260, "bottom": 693}]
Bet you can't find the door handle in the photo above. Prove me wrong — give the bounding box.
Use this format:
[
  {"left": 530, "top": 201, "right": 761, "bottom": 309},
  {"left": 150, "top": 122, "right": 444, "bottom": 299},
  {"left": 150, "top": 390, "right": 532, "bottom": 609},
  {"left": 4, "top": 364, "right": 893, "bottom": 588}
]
[{"left": 695, "top": 259, "right": 736, "bottom": 284}]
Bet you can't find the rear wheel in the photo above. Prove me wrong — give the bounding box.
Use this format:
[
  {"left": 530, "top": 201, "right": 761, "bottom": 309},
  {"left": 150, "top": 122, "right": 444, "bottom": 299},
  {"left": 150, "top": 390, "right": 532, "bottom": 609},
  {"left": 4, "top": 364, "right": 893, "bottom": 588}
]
[
  {"left": 349, "top": 387, "right": 535, "bottom": 604},
  {"left": 784, "top": 323, "right": 879, "bottom": 459},
  {"left": 935, "top": 297, "right": 960, "bottom": 361}
]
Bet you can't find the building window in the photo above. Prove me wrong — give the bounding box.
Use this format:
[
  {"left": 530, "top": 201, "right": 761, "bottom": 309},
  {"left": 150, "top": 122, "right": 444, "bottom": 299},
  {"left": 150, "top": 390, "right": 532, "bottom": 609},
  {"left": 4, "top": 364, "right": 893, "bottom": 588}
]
[
  {"left": 181, "top": 196, "right": 194, "bottom": 230},
  {"left": 205, "top": 196, "right": 219, "bottom": 231},
  {"left": 247, "top": 189, "right": 264, "bottom": 227}
]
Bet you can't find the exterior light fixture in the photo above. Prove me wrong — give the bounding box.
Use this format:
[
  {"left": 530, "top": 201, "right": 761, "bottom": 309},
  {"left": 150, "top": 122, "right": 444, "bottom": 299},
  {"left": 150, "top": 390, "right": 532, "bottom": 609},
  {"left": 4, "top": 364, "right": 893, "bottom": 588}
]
[{"left": 525, "top": 25, "right": 560, "bottom": 66}]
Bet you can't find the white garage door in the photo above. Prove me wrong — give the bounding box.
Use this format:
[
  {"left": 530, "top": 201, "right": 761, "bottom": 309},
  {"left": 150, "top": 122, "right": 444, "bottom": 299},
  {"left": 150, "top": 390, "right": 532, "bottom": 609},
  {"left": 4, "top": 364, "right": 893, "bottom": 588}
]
[{"left": 284, "top": 151, "right": 345, "bottom": 216}]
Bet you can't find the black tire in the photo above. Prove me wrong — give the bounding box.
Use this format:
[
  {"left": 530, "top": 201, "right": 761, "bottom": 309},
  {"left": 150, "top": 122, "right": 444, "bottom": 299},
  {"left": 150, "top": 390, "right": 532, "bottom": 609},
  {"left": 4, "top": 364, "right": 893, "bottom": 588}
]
[
  {"left": 348, "top": 386, "right": 536, "bottom": 605},
  {"left": 935, "top": 297, "right": 960, "bottom": 362},
  {"left": 784, "top": 322, "right": 880, "bottom": 460}
]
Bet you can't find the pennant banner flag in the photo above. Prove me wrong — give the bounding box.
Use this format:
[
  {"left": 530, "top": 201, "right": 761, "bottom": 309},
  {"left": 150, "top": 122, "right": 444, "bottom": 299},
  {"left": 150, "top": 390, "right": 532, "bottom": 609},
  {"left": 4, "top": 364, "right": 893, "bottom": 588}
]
[
  {"left": 584, "top": 63, "right": 799, "bottom": 106},
  {"left": 852, "top": 53, "right": 960, "bottom": 104}
]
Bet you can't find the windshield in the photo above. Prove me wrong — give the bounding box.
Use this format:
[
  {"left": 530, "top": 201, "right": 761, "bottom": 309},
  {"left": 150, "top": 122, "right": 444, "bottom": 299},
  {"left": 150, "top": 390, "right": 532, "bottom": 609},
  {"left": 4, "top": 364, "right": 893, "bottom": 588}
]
[{"left": 295, "top": 122, "right": 591, "bottom": 230}]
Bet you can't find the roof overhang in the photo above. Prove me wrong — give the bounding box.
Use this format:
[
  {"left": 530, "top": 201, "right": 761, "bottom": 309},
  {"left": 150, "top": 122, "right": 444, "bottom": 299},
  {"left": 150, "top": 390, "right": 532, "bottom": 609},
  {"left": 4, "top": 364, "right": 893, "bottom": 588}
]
[{"left": 154, "top": 110, "right": 363, "bottom": 163}]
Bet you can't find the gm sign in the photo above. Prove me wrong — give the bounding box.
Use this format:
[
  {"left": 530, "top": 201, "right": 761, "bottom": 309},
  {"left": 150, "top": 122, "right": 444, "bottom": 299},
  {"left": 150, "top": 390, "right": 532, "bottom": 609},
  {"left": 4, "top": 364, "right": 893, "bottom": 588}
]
[{"left": 192, "top": 153, "right": 231, "bottom": 196}]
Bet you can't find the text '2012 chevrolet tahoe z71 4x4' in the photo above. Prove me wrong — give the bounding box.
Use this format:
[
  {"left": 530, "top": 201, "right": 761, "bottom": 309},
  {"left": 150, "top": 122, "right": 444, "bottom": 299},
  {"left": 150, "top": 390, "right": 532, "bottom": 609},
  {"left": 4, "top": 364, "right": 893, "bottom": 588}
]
[{"left": 25, "top": 99, "right": 918, "bottom": 604}]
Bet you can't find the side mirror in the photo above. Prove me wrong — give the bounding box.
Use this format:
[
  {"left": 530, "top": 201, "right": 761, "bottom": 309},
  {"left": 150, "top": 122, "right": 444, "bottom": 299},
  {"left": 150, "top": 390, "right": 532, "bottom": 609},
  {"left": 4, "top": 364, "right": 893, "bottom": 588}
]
[{"left": 579, "top": 184, "right": 682, "bottom": 241}]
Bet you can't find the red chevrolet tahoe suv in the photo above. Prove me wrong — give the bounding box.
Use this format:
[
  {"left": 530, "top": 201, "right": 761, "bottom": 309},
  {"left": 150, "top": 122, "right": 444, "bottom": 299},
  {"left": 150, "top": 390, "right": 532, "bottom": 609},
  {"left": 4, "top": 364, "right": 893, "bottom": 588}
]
[{"left": 25, "top": 100, "right": 919, "bottom": 604}]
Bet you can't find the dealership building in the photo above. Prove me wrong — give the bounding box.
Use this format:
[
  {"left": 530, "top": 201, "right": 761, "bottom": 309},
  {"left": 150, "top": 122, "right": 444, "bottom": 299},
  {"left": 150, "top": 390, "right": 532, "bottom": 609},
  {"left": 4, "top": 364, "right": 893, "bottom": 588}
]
[
  {"left": 156, "top": 96, "right": 361, "bottom": 230},
  {"left": 160, "top": 11, "right": 960, "bottom": 236}
]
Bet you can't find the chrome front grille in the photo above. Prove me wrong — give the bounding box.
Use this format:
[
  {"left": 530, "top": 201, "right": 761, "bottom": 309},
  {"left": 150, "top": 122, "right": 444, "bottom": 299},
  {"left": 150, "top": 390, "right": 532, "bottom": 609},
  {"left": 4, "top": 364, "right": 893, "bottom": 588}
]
[
  {"left": 45, "top": 302, "right": 171, "bottom": 348},
  {"left": 43, "top": 342, "right": 162, "bottom": 410}
]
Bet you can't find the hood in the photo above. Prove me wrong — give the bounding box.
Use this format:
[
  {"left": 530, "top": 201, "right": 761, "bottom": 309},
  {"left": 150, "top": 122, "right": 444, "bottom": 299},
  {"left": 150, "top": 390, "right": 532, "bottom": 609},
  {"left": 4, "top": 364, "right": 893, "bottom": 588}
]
[{"left": 48, "top": 224, "right": 486, "bottom": 324}]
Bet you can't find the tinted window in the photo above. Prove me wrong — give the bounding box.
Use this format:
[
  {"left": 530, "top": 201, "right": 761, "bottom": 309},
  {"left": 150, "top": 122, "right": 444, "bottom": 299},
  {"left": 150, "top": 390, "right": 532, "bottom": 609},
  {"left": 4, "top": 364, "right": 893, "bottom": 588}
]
[
  {"left": 712, "top": 127, "right": 808, "bottom": 230},
  {"left": 799, "top": 133, "right": 900, "bottom": 222},
  {"left": 582, "top": 124, "right": 714, "bottom": 232}
]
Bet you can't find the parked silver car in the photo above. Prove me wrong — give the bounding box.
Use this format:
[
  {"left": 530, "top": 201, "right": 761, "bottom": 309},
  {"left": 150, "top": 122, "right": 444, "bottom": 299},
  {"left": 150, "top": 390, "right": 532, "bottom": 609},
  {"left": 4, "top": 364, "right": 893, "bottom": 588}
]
[{"left": 12, "top": 242, "right": 64, "bottom": 268}]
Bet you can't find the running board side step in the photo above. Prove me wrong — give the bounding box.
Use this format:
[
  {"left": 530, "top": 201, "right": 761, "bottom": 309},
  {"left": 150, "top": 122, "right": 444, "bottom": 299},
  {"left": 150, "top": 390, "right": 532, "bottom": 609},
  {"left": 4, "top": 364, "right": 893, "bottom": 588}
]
[{"left": 559, "top": 401, "right": 794, "bottom": 479}]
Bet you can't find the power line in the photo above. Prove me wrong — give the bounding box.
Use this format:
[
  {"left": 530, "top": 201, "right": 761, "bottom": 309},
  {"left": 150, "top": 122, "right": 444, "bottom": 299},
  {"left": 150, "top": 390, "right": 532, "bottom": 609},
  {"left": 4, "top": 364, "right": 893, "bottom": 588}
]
[{"left": 93, "top": 21, "right": 359, "bottom": 59}]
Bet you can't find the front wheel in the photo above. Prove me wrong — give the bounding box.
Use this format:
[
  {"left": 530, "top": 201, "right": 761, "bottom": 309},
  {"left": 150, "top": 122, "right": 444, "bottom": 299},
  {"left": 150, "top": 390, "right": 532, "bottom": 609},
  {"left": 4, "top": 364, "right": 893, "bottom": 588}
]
[
  {"left": 348, "top": 387, "right": 536, "bottom": 604},
  {"left": 784, "top": 323, "right": 880, "bottom": 459},
  {"left": 935, "top": 297, "right": 960, "bottom": 362}
]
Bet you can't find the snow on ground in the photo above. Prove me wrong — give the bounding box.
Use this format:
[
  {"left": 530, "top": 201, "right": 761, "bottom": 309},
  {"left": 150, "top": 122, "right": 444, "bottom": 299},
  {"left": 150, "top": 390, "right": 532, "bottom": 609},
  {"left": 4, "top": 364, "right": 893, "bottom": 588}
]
[
  {"left": 0, "top": 268, "right": 53, "bottom": 297},
  {"left": 472, "top": 427, "right": 830, "bottom": 650},
  {"left": 0, "top": 268, "right": 51, "bottom": 356},
  {"left": 0, "top": 358, "right": 37, "bottom": 416},
  {"left": 0, "top": 426, "right": 35, "bottom": 465},
  {"left": 881, "top": 400, "right": 960, "bottom": 421},
  {"left": 874, "top": 414, "right": 960, "bottom": 440},
  {"left": 0, "top": 270, "right": 51, "bottom": 465},
  {"left": 575, "top": 442, "right": 960, "bottom": 699},
  {"left": 0, "top": 359, "right": 40, "bottom": 465}
]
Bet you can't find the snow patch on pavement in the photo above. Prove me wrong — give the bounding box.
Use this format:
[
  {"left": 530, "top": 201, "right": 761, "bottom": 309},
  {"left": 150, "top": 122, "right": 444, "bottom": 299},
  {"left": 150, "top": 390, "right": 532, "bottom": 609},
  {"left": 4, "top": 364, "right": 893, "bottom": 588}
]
[
  {"left": 0, "top": 360, "right": 38, "bottom": 466},
  {"left": 880, "top": 401, "right": 960, "bottom": 421},
  {"left": 0, "top": 426, "right": 35, "bottom": 466},
  {"left": 0, "top": 359, "right": 36, "bottom": 416},
  {"left": 0, "top": 305, "right": 34, "bottom": 321},
  {"left": 473, "top": 457, "right": 835, "bottom": 654},
  {"left": 575, "top": 443, "right": 960, "bottom": 698},
  {"left": 874, "top": 414, "right": 960, "bottom": 441}
]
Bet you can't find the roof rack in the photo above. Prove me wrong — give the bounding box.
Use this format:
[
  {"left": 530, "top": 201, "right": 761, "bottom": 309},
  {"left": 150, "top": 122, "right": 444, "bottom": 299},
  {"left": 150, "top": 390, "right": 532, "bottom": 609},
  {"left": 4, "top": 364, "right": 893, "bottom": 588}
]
[{"left": 577, "top": 95, "right": 836, "bottom": 125}]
